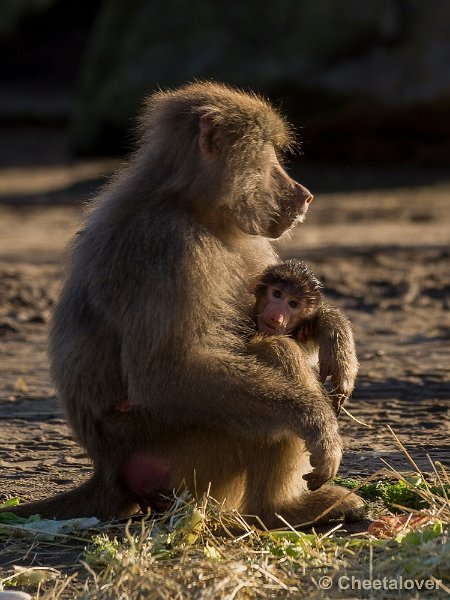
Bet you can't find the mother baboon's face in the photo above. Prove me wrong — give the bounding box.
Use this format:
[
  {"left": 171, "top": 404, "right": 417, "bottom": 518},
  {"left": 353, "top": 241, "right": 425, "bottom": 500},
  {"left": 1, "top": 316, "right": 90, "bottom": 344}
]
[
  {"left": 235, "top": 145, "right": 314, "bottom": 239},
  {"left": 261, "top": 146, "right": 314, "bottom": 239},
  {"left": 196, "top": 112, "right": 313, "bottom": 239}
]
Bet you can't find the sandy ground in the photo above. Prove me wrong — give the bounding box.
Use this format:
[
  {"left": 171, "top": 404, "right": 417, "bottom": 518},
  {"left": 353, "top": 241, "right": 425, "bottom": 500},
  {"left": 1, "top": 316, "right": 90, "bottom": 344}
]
[{"left": 0, "top": 159, "right": 449, "bottom": 516}]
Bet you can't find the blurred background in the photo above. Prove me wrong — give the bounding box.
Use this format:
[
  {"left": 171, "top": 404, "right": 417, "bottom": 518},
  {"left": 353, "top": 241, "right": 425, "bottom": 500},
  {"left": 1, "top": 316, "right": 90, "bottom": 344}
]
[{"left": 1, "top": 0, "right": 450, "bottom": 191}]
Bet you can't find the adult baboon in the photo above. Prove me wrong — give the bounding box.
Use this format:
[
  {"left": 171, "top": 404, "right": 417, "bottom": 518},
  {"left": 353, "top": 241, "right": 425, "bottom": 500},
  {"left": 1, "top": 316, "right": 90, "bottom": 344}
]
[
  {"left": 7, "top": 82, "right": 363, "bottom": 527},
  {"left": 252, "top": 259, "right": 359, "bottom": 414}
]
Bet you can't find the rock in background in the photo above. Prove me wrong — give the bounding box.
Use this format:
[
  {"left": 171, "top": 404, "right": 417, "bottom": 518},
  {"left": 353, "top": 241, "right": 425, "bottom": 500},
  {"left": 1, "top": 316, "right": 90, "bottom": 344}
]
[{"left": 2, "top": 0, "right": 450, "bottom": 162}]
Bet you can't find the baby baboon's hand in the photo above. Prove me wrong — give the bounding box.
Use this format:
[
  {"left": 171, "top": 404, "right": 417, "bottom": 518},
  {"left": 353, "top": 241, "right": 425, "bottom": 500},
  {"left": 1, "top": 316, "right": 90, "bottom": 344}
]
[
  {"left": 330, "top": 374, "right": 355, "bottom": 415},
  {"left": 330, "top": 390, "right": 347, "bottom": 416},
  {"left": 303, "top": 437, "right": 342, "bottom": 491},
  {"left": 295, "top": 320, "right": 314, "bottom": 343}
]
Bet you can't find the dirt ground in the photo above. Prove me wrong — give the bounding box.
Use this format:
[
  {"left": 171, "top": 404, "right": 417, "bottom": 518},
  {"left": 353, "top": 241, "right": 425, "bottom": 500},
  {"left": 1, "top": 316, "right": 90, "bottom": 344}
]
[{"left": 0, "top": 155, "right": 449, "bottom": 515}]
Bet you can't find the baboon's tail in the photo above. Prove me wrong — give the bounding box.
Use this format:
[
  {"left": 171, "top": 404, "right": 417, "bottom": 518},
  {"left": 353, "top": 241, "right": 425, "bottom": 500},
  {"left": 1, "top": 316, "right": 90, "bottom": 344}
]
[{"left": 1, "top": 476, "right": 137, "bottom": 520}]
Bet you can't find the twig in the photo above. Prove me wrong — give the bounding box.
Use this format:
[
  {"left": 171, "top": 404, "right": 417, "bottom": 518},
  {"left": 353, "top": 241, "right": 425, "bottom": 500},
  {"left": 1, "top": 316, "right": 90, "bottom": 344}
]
[{"left": 341, "top": 406, "right": 373, "bottom": 429}]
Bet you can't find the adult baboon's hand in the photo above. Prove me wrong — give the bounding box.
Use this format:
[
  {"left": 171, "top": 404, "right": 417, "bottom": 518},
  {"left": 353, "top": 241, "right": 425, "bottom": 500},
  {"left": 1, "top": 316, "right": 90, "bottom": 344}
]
[{"left": 302, "top": 435, "right": 342, "bottom": 491}]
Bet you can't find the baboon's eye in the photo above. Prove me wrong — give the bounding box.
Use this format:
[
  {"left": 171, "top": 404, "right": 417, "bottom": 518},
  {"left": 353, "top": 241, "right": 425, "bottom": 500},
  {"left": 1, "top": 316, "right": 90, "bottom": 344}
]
[
  {"left": 289, "top": 300, "right": 299, "bottom": 309},
  {"left": 272, "top": 289, "right": 282, "bottom": 299}
]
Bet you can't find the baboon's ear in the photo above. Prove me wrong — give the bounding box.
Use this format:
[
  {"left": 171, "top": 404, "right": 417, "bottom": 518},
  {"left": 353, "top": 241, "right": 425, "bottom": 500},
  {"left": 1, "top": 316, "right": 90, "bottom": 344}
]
[{"left": 198, "top": 115, "right": 222, "bottom": 158}]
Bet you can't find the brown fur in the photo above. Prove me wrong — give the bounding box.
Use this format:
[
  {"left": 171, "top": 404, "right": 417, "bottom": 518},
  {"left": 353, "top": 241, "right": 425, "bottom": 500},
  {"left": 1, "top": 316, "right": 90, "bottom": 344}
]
[
  {"left": 312, "top": 304, "right": 359, "bottom": 412},
  {"left": 253, "top": 259, "right": 359, "bottom": 413},
  {"left": 4, "top": 82, "right": 363, "bottom": 526}
]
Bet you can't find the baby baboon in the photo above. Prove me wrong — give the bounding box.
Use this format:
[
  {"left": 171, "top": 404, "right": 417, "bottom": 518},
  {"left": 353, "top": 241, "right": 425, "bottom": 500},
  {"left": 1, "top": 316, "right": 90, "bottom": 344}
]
[
  {"left": 252, "top": 259, "right": 358, "bottom": 413},
  {"left": 4, "top": 82, "right": 363, "bottom": 527}
]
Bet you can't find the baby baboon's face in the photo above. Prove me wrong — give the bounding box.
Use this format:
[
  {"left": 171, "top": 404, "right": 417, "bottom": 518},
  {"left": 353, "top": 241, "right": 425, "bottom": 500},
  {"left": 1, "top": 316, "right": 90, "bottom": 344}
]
[{"left": 255, "top": 284, "right": 309, "bottom": 335}]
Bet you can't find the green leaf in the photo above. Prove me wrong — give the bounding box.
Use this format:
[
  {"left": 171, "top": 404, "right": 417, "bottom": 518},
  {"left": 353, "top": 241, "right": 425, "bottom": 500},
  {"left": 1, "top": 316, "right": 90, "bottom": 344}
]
[
  {"left": 0, "top": 497, "right": 21, "bottom": 509},
  {"left": 395, "top": 522, "right": 444, "bottom": 546},
  {"left": 0, "top": 511, "right": 41, "bottom": 525}
]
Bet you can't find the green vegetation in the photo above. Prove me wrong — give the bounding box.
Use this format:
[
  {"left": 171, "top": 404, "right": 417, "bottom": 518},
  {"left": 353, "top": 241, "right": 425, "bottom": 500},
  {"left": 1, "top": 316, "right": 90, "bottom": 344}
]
[
  {"left": 0, "top": 498, "right": 41, "bottom": 525},
  {"left": 335, "top": 475, "right": 450, "bottom": 511},
  {"left": 0, "top": 467, "right": 449, "bottom": 598}
]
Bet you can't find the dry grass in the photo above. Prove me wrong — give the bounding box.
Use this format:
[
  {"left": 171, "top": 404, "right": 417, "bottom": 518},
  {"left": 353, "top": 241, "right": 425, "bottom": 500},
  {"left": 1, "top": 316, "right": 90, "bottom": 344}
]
[{"left": 0, "top": 438, "right": 449, "bottom": 599}]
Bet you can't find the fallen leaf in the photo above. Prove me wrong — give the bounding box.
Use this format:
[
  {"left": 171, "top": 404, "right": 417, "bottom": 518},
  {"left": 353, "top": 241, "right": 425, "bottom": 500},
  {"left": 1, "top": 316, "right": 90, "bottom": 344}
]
[
  {"left": 10, "top": 566, "right": 60, "bottom": 586},
  {"left": 367, "top": 513, "right": 434, "bottom": 538}
]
